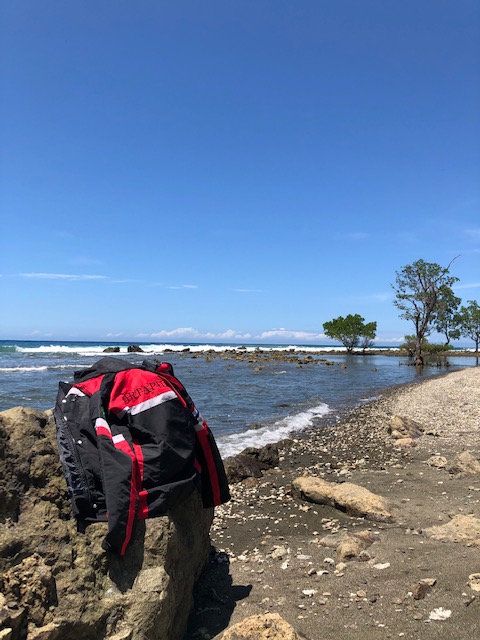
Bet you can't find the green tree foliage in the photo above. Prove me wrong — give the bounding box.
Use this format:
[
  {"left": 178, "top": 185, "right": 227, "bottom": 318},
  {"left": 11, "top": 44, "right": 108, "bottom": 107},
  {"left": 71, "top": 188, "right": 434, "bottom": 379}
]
[
  {"left": 323, "top": 314, "right": 377, "bottom": 354},
  {"left": 434, "top": 289, "right": 462, "bottom": 346},
  {"left": 400, "top": 335, "right": 454, "bottom": 357},
  {"left": 392, "top": 258, "right": 459, "bottom": 366},
  {"left": 458, "top": 300, "right": 480, "bottom": 354}
]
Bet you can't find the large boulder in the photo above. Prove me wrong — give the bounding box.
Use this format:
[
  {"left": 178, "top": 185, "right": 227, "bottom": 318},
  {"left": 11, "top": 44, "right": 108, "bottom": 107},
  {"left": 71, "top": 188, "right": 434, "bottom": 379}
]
[
  {"left": 291, "top": 476, "right": 394, "bottom": 523},
  {"left": 0, "top": 407, "right": 213, "bottom": 640}
]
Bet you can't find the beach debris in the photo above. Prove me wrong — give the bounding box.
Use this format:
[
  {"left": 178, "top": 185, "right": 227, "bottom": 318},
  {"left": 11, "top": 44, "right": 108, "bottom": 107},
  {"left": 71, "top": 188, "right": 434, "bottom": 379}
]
[
  {"left": 371, "top": 562, "right": 390, "bottom": 570},
  {"left": 428, "top": 607, "right": 452, "bottom": 621},
  {"left": 291, "top": 476, "right": 394, "bottom": 523},
  {"left": 301, "top": 589, "right": 317, "bottom": 597}
]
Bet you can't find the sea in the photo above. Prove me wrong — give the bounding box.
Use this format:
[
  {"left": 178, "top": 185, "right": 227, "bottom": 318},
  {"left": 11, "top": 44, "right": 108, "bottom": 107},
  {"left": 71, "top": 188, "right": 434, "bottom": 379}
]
[{"left": 0, "top": 340, "right": 476, "bottom": 458}]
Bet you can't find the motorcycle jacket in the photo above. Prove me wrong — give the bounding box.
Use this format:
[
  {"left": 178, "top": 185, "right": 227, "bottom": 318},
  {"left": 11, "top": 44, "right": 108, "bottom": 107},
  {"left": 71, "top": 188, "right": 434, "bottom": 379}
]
[{"left": 53, "top": 357, "right": 230, "bottom": 555}]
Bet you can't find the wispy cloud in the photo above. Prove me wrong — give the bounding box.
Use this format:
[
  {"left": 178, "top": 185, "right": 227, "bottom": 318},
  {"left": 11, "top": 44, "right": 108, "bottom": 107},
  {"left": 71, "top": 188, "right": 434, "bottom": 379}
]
[
  {"left": 257, "top": 328, "right": 327, "bottom": 341},
  {"left": 18, "top": 273, "right": 107, "bottom": 281},
  {"left": 232, "top": 288, "right": 264, "bottom": 293},
  {"left": 167, "top": 284, "right": 199, "bottom": 290},
  {"left": 346, "top": 232, "right": 370, "bottom": 241},
  {"left": 455, "top": 282, "right": 480, "bottom": 291},
  {"left": 137, "top": 327, "right": 252, "bottom": 341}
]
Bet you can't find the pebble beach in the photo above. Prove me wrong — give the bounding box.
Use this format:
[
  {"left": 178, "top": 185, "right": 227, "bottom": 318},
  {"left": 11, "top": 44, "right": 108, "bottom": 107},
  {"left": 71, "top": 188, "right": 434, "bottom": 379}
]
[{"left": 185, "top": 366, "right": 480, "bottom": 640}]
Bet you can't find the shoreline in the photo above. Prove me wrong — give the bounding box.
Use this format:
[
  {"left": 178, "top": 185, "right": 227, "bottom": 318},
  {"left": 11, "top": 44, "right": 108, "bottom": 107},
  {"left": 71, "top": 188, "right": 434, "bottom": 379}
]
[{"left": 185, "top": 366, "right": 480, "bottom": 640}]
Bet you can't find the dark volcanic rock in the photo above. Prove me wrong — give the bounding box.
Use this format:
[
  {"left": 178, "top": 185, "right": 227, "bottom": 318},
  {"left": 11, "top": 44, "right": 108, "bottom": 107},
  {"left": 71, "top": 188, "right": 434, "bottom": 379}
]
[
  {"left": 127, "top": 345, "right": 144, "bottom": 353},
  {"left": 224, "top": 444, "right": 280, "bottom": 483},
  {"left": 103, "top": 347, "right": 120, "bottom": 353}
]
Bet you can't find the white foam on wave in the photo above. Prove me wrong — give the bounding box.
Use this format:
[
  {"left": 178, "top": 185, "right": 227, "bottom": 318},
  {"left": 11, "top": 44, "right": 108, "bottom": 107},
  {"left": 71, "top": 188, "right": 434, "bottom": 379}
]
[
  {"left": 14, "top": 342, "right": 400, "bottom": 356},
  {"left": 0, "top": 364, "right": 80, "bottom": 373},
  {"left": 217, "top": 402, "right": 331, "bottom": 459},
  {"left": 0, "top": 366, "right": 49, "bottom": 372}
]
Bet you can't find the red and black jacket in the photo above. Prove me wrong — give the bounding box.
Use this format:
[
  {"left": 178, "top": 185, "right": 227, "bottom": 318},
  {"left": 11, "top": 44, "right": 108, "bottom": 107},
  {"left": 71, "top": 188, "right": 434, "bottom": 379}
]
[{"left": 53, "top": 357, "right": 230, "bottom": 555}]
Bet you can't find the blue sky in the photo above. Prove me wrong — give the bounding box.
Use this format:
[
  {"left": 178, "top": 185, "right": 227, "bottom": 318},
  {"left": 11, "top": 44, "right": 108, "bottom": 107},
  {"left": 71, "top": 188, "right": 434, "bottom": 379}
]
[{"left": 1, "top": 1, "right": 479, "bottom": 345}]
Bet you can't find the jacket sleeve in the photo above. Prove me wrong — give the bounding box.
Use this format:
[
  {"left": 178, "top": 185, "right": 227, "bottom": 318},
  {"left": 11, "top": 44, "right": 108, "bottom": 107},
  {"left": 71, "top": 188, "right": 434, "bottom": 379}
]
[{"left": 94, "top": 411, "right": 140, "bottom": 556}]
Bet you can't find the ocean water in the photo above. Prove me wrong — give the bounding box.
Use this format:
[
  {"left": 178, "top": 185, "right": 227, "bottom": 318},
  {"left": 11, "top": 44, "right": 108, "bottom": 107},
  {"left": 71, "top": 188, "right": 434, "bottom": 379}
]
[{"left": 0, "top": 340, "right": 476, "bottom": 457}]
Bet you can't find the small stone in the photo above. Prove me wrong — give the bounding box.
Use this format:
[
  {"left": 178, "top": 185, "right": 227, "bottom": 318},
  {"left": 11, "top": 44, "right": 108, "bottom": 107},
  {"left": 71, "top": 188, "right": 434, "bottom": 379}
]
[
  {"left": 468, "top": 573, "right": 480, "bottom": 592},
  {"left": 412, "top": 578, "right": 436, "bottom": 600},
  {"left": 429, "top": 607, "right": 451, "bottom": 621},
  {"left": 271, "top": 546, "right": 288, "bottom": 560}
]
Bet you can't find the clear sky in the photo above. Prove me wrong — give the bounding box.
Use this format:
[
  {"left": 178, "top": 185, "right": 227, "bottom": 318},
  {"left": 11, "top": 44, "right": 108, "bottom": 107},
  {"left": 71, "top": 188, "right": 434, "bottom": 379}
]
[{"left": 1, "top": 1, "right": 479, "bottom": 345}]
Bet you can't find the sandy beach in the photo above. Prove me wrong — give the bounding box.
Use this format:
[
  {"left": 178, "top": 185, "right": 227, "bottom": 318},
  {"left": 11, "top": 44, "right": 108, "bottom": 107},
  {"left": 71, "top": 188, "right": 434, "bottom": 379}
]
[{"left": 184, "top": 366, "right": 480, "bottom": 640}]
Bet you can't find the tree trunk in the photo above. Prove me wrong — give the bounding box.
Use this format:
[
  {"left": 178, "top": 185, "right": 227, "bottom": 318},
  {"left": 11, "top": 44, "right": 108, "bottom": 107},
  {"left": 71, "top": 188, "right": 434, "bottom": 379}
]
[{"left": 415, "top": 337, "right": 424, "bottom": 366}]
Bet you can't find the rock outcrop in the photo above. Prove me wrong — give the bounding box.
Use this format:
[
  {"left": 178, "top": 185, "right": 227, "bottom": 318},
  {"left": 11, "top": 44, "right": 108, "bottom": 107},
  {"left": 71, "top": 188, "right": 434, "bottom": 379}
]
[{"left": 0, "top": 407, "right": 213, "bottom": 640}]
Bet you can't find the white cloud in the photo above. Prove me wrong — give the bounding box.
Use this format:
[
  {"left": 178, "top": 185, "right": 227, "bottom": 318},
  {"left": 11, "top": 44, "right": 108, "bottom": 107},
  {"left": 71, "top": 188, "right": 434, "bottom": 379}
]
[
  {"left": 257, "top": 329, "right": 327, "bottom": 341},
  {"left": 232, "top": 288, "right": 263, "bottom": 293},
  {"left": 168, "top": 284, "right": 199, "bottom": 290},
  {"left": 138, "top": 327, "right": 252, "bottom": 341},
  {"left": 19, "top": 273, "right": 107, "bottom": 281},
  {"left": 146, "top": 327, "right": 201, "bottom": 338}
]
